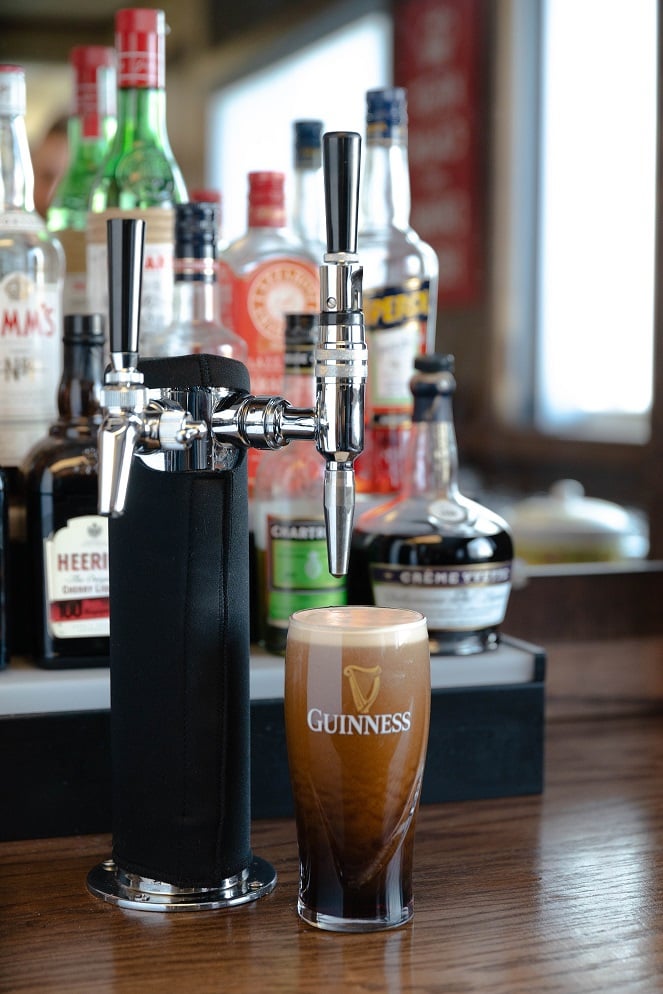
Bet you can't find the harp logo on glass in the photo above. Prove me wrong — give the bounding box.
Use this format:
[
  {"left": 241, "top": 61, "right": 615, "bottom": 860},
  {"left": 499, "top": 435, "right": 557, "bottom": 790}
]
[{"left": 306, "top": 665, "right": 412, "bottom": 736}]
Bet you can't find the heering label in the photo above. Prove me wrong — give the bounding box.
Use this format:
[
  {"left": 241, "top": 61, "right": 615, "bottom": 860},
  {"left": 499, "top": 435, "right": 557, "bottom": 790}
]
[
  {"left": 370, "top": 561, "right": 512, "bottom": 630},
  {"left": 45, "top": 514, "right": 110, "bottom": 639}
]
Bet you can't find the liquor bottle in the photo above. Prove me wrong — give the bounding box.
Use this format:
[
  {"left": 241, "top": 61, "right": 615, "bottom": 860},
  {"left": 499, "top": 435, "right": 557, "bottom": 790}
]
[
  {"left": 148, "top": 201, "right": 247, "bottom": 359},
  {"left": 47, "top": 45, "right": 117, "bottom": 313},
  {"left": 253, "top": 313, "right": 347, "bottom": 653},
  {"left": 357, "top": 86, "right": 439, "bottom": 494},
  {"left": 0, "top": 64, "right": 65, "bottom": 476},
  {"left": 87, "top": 7, "right": 187, "bottom": 354},
  {"left": 23, "top": 313, "right": 110, "bottom": 668},
  {"left": 349, "top": 354, "right": 513, "bottom": 655},
  {"left": 217, "top": 170, "right": 319, "bottom": 493},
  {"left": 189, "top": 188, "right": 225, "bottom": 249},
  {"left": 291, "top": 119, "right": 325, "bottom": 259}
]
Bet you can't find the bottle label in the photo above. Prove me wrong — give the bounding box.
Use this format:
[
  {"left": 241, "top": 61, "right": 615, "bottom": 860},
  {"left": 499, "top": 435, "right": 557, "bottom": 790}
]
[
  {"left": 218, "top": 257, "right": 319, "bottom": 488},
  {"left": 369, "top": 561, "right": 512, "bottom": 630},
  {"left": 87, "top": 207, "right": 174, "bottom": 346},
  {"left": 0, "top": 270, "right": 61, "bottom": 464},
  {"left": 44, "top": 514, "right": 110, "bottom": 639},
  {"left": 363, "top": 278, "right": 431, "bottom": 415},
  {"left": 219, "top": 258, "right": 319, "bottom": 396},
  {"left": 265, "top": 513, "right": 346, "bottom": 628}
]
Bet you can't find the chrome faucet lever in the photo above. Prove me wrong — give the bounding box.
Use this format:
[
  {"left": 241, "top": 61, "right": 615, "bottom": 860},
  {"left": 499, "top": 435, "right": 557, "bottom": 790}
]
[
  {"left": 98, "top": 218, "right": 149, "bottom": 516},
  {"left": 316, "top": 131, "right": 367, "bottom": 576},
  {"left": 97, "top": 218, "right": 207, "bottom": 515}
]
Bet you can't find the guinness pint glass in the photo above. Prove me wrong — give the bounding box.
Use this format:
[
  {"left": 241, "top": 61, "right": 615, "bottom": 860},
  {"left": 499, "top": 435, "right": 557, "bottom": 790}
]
[{"left": 285, "top": 606, "right": 430, "bottom": 932}]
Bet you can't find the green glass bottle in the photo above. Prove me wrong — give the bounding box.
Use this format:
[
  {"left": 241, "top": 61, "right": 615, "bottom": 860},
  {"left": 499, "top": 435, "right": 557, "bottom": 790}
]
[
  {"left": 87, "top": 7, "right": 187, "bottom": 352},
  {"left": 48, "top": 45, "right": 116, "bottom": 312}
]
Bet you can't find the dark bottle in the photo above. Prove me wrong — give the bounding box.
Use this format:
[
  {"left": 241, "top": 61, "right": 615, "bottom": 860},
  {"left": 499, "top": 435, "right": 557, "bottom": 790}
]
[
  {"left": 23, "top": 313, "right": 109, "bottom": 668},
  {"left": 349, "top": 354, "right": 513, "bottom": 655}
]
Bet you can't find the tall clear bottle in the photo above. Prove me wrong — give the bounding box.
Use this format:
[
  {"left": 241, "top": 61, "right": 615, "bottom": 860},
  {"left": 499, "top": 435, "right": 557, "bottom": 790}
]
[
  {"left": 23, "top": 313, "right": 110, "bottom": 668},
  {"left": 148, "top": 201, "right": 247, "bottom": 359},
  {"left": 47, "top": 45, "right": 116, "bottom": 313},
  {"left": 87, "top": 7, "right": 187, "bottom": 353},
  {"left": 291, "top": 119, "right": 325, "bottom": 260},
  {"left": 358, "top": 86, "right": 439, "bottom": 494},
  {"left": 217, "top": 170, "right": 319, "bottom": 493},
  {"left": 253, "top": 314, "right": 347, "bottom": 654},
  {"left": 349, "top": 355, "right": 513, "bottom": 655},
  {"left": 0, "top": 64, "right": 65, "bottom": 477}
]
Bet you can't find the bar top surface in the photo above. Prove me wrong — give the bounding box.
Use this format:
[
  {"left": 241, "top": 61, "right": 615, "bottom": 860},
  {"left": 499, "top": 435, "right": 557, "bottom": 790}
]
[{"left": 2, "top": 659, "right": 663, "bottom": 993}]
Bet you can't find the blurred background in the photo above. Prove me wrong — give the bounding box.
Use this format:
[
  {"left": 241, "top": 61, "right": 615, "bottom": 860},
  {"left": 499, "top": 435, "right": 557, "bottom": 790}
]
[{"left": 2, "top": 0, "right": 661, "bottom": 561}]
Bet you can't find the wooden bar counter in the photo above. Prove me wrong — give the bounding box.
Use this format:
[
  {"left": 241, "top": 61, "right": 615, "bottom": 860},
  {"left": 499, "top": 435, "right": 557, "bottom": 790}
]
[{"left": 2, "top": 637, "right": 663, "bottom": 993}]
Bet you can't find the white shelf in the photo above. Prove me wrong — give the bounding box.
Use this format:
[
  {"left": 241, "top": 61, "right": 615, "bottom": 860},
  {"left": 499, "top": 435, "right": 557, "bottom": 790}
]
[{"left": 0, "top": 641, "right": 538, "bottom": 718}]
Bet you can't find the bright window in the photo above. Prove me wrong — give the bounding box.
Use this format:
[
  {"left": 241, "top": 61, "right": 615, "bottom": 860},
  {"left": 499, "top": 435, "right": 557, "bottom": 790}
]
[
  {"left": 536, "top": 0, "right": 657, "bottom": 442},
  {"left": 495, "top": 0, "right": 658, "bottom": 444},
  {"left": 206, "top": 12, "right": 392, "bottom": 244}
]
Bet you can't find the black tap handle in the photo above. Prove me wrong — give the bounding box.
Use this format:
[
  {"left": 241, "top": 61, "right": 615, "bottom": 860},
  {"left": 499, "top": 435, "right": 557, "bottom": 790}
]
[
  {"left": 107, "top": 217, "right": 145, "bottom": 357},
  {"left": 323, "top": 132, "right": 361, "bottom": 255}
]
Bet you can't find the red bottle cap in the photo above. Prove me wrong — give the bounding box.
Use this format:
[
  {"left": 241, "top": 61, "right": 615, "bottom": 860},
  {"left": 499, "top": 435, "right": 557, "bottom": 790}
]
[
  {"left": 248, "top": 172, "right": 285, "bottom": 227},
  {"left": 190, "top": 188, "right": 221, "bottom": 206},
  {"left": 71, "top": 46, "right": 116, "bottom": 137},
  {"left": 115, "top": 8, "right": 166, "bottom": 90}
]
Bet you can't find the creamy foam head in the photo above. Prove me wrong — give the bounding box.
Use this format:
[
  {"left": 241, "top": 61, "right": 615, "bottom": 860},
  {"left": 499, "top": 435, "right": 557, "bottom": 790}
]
[{"left": 288, "top": 606, "right": 428, "bottom": 647}]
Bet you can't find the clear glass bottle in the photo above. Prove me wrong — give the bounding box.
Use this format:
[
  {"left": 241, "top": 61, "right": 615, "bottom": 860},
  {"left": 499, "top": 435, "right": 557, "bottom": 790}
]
[
  {"left": 253, "top": 314, "right": 347, "bottom": 654},
  {"left": 217, "top": 170, "right": 319, "bottom": 493},
  {"left": 48, "top": 45, "right": 116, "bottom": 313},
  {"left": 23, "top": 313, "right": 110, "bottom": 668},
  {"left": 357, "top": 86, "right": 439, "bottom": 495},
  {"left": 291, "top": 119, "right": 325, "bottom": 260},
  {"left": 349, "top": 354, "right": 513, "bottom": 655},
  {"left": 147, "top": 201, "right": 247, "bottom": 360},
  {"left": 0, "top": 64, "right": 65, "bottom": 475},
  {"left": 87, "top": 7, "right": 187, "bottom": 353}
]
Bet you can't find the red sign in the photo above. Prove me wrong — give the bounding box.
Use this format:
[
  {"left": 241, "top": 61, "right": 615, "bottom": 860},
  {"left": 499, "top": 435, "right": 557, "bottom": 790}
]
[{"left": 394, "top": 0, "right": 485, "bottom": 306}]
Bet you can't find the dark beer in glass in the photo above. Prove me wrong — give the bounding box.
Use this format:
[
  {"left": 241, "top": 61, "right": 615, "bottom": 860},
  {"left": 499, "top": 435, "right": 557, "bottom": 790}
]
[{"left": 285, "top": 605, "right": 430, "bottom": 931}]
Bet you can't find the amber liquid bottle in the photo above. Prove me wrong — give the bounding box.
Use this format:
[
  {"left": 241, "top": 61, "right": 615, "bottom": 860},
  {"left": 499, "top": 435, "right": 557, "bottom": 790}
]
[
  {"left": 23, "top": 313, "right": 109, "bottom": 668},
  {"left": 349, "top": 354, "right": 513, "bottom": 655}
]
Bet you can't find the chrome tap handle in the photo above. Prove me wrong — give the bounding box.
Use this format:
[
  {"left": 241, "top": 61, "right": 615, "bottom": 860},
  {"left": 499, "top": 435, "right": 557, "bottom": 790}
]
[
  {"left": 317, "top": 131, "right": 367, "bottom": 576},
  {"left": 98, "top": 218, "right": 149, "bottom": 516},
  {"left": 324, "top": 131, "right": 360, "bottom": 255},
  {"left": 107, "top": 216, "right": 145, "bottom": 374}
]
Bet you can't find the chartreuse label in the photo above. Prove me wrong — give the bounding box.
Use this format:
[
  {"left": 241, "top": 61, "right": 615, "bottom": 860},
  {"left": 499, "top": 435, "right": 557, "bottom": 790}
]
[{"left": 266, "top": 514, "right": 346, "bottom": 626}]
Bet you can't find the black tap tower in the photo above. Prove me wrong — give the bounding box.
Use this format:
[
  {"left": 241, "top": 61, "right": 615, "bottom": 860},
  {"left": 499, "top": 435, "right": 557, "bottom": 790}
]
[{"left": 87, "top": 132, "right": 365, "bottom": 911}]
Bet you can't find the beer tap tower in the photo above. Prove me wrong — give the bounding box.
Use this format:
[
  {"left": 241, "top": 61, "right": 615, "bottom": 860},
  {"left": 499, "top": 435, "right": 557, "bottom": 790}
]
[{"left": 87, "top": 132, "right": 366, "bottom": 910}]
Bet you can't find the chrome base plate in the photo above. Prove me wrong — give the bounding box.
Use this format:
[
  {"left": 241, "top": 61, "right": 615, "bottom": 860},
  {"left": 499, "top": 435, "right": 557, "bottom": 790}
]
[{"left": 87, "top": 856, "right": 277, "bottom": 912}]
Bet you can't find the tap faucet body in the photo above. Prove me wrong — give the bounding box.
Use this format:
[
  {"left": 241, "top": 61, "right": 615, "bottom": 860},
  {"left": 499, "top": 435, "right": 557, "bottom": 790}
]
[{"left": 88, "top": 133, "right": 364, "bottom": 911}]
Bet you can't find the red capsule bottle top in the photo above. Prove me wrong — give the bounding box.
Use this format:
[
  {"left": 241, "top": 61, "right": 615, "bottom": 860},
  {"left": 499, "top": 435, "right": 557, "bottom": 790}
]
[{"left": 115, "top": 8, "right": 166, "bottom": 89}]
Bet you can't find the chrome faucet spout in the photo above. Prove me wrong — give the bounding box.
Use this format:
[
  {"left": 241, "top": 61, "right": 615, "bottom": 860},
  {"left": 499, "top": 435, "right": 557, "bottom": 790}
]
[{"left": 98, "top": 413, "right": 144, "bottom": 516}]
